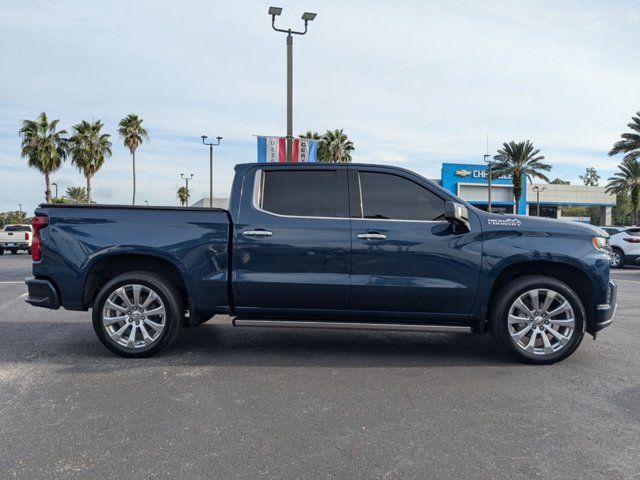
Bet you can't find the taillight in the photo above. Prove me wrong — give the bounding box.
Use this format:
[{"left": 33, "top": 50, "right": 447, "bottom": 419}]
[
  {"left": 623, "top": 238, "right": 640, "bottom": 244},
  {"left": 25, "top": 232, "right": 30, "bottom": 241},
  {"left": 31, "top": 215, "right": 48, "bottom": 261}
]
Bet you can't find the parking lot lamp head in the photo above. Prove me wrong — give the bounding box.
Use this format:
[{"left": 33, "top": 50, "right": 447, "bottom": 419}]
[
  {"left": 268, "top": 6, "right": 283, "bottom": 17},
  {"left": 302, "top": 12, "right": 317, "bottom": 22}
]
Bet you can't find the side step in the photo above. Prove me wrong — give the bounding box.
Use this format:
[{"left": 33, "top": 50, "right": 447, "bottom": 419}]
[{"left": 232, "top": 318, "right": 472, "bottom": 334}]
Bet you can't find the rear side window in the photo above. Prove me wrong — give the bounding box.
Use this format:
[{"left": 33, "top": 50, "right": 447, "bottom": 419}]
[
  {"left": 356, "top": 171, "right": 445, "bottom": 221},
  {"left": 4, "top": 225, "right": 31, "bottom": 232},
  {"left": 260, "top": 170, "right": 339, "bottom": 217},
  {"left": 625, "top": 228, "right": 640, "bottom": 237}
]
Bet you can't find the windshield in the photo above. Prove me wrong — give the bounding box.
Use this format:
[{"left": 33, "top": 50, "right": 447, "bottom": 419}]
[{"left": 4, "top": 225, "right": 31, "bottom": 232}]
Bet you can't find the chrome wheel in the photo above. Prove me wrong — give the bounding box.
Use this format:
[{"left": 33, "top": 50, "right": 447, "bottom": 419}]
[
  {"left": 507, "top": 288, "right": 575, "bottom": 356},
  {"left": 102, "top": 284, "right": 166, "bottom": 349},
  {"left": 609, "top": 250, "right": 621, "bottom": 268}
]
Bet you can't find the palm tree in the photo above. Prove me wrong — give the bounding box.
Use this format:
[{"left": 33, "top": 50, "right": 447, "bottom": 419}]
[
  {"left": 609, "top": 111, "right": 640, "bottom": 163},
  {"left": 176, "top": 186, "right": 189, "bottom": 206},
  {"left": 299, "top": 130, "right": 326, "bottom": 162},
  {"left": 65, "top": 186, "right": 88, "bottom": 204},
  {"left": 606, "top": 158, "right": 640, "bottom": 225},
  {"left": 19, "top": 112, "right": 68, "bottom": 203},
  {"left": 321, "top": 129, "right": 354, "bottom": 163},
  {"left": 69, "top": 120, "right": 112, "bottom": 204},
  {"left": 300, "top": 130, "right": 321, "bottom": 140},
  {"left": 118, "top": 114, "right": 149, "bottom": 205},
  {"left": 492, "top": 140, "right": 552, "bottom": 214}
]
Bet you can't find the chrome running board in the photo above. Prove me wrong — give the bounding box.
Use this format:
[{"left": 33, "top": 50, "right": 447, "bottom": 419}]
[{"left": 232, "top": 318, "right": 472, "bottom": 333}]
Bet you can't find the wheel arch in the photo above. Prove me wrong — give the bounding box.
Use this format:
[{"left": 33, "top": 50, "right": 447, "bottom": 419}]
[
  {"left": 82, "top": 252, "right": 189, "bottom": 311},
  {"left": 486, "top": 260, "right": 597, "bottom": 334}
]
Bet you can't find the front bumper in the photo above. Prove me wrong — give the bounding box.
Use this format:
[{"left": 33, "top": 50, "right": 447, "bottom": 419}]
[
  {"left": 25, "top": 277, "right": 60, "bottom": 309},
  {"left": 594, "top": 280, "right": 617, "bottom": 332}
]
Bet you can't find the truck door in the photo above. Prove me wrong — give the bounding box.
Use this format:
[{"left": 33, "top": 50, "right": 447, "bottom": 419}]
[
  {"left": 348, "top": 167, "right": 482, "bottom": 320},
  {"left": 233, "top": 166, "right": 351, "bottom": 316}
]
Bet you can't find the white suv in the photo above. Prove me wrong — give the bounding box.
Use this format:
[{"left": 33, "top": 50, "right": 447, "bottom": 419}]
[{"left": 602, "top": 227, "right": 640, "bottom": 268}]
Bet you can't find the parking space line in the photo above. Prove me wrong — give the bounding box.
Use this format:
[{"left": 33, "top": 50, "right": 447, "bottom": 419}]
[
  {"left": 0, "top": 281, "right": 25, "bottom": 284},
  {"left": 612, "top": 279, "right": 640, "bottom": 285}
]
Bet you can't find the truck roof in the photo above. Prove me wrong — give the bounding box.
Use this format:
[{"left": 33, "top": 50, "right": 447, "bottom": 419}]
[{"left": 234, "top": 162, "right": 413, "bottom": 171}]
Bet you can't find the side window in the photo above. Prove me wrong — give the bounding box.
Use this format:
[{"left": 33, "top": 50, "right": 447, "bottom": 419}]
[
  {"left": 259, "top": 170, "right": 338, "bottom": 217},
  {"left": 356, "top": 171, "right": 445, "bottom": 221},
  {"left": 625, "top": 228, "right": 640, "bottom": 237}
]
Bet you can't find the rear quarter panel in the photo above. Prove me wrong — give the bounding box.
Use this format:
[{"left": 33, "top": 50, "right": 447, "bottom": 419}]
[{"left": 34, "top": 206, "right": 230, "bottom": 312}]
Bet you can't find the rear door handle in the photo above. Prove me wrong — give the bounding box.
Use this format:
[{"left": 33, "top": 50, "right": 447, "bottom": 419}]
[
  {"left": 357, "top": 233, "right": 387, "bottom": 240},
  {"left": 243, "top": 230, "right": 273, "bottom": 237}
]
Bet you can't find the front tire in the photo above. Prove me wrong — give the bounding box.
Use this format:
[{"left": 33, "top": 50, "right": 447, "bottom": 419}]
[
  {"left": 92, "top": 272, "right": 183, "bottom": 358},
  {"left": 609, "top": 248, "right": 625, "bottom": 269},
  {"left": 490, "top": 275, "right": 585, "bottom": 364}
]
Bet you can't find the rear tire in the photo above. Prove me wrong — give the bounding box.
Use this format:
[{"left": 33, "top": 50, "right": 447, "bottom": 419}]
[
  {"left": 0, "top": 248, "right": 4, "bottom": 255},
  {"left": 27, "top": 247, "right": 32, "bottom": 256},
  {"left": 92, "top": 272, "right": 183, "bottom": 358},
  {"left": 490, "top": 275, "right": 585, "bottom": 364},
  {"left": 609, "top": 248, "right": 625, "bottom": 268}
]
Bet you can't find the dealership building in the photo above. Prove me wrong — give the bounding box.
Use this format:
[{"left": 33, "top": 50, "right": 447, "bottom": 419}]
[{"left": 438, "top": 163, "right": 615, "bottom": 224}]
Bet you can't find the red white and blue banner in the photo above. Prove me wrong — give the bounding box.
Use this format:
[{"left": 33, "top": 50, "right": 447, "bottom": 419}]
[{"left": 257, "top": 136, "right": 319, "bottom": 163}]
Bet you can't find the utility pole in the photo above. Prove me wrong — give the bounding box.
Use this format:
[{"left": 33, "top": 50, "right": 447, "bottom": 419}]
[
  {"left": 533, "top": 186, "right": 546, "bottom": 216},
  {"left": 201, "top": 135, "right": 222, "bottom": 208},
  {"left": 484, "top": 154, "right": 492, "bottom": 213},
  {"left": 181, "top": 173, "right": 194, "bottom": 207},
  {"left": 18, "top": 203, "right": 22, "bottom": 213},
  {"left": 268, "top": 7, "right": 317, "bottom": 162},
  {"left": 51, "top": 181, "right": 58, "bottom": 199}
]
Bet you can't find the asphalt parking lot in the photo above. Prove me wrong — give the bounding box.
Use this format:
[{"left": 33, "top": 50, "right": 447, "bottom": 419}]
[{"left": 1, "top": 254, "right": 639, "bottom": 479}]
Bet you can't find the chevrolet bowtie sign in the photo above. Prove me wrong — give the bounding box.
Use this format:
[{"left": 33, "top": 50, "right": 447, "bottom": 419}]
[{"left": 454, "top": 169, "right": 472, "bottom": 177}]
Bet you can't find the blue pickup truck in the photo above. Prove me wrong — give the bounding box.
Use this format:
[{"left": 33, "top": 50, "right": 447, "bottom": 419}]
[{"left": 25, "top": 163, "right": 616, "bottom": 363}]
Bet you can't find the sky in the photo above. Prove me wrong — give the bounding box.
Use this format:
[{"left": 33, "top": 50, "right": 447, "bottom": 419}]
[{"left": 1, "top": 0, "right": 639, "bottom": 213}]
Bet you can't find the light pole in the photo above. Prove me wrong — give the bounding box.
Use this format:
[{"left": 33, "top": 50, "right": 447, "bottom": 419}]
[
  {"left": 484, "top": 154, "right": 492, "bottom": 213},
  {"left": 268, "top": 6, "right": 317, "bottom": 162},
  {"left": 201, "top": 135, "right": 222, "bottom": 208},
  {"left": 18, "top": 203, "right": 22, "bottom": 213},
  {"left": 181, "top": 173, "right": 194, "bottom": 207},
  {"left": 533, "top": 186, "right": 546, "bottom": 216},
  {"left": 51, "top": 181, "right": 58, "bottom": 199}
]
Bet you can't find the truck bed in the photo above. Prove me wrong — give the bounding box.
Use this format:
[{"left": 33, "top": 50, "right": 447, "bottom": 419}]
[{"left": 32, "top": 204, "right": 231, "bottom": 317}]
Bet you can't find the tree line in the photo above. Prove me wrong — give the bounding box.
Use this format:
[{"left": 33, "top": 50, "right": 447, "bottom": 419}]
[
  {"left": 16, "top": 110, "right": 639, "bottom": 225},
  {"left": 19, "top": 112, "right": 149, "bottom": 205}
]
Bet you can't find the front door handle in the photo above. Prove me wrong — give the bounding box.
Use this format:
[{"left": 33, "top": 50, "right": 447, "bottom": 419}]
[
  {"left": 243, "top": 230, "right": 273, "bottom": 237},
  {"left": 357, "top": 233, "right": 387, "bottom": 240}
]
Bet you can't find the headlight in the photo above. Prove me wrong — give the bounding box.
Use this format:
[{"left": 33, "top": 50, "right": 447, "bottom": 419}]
[{"left": 592, "top": 236, "right": 608, "bottom": 251}]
